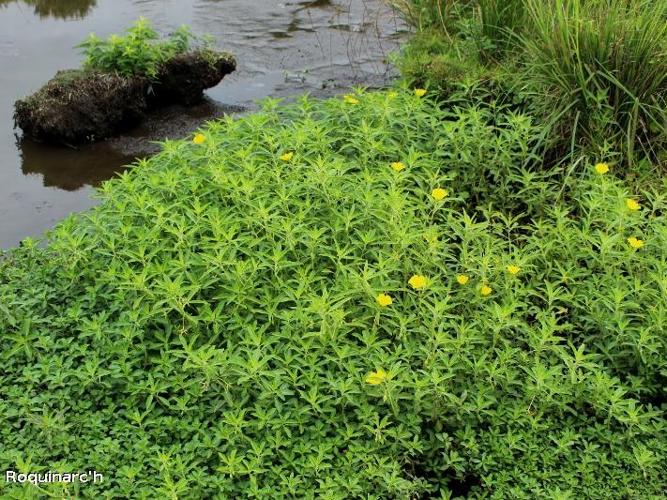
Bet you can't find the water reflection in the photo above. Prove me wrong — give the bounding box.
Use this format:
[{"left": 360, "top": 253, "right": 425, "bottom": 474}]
[
  {"left": 0, "top": 0, "right": 96, "bottom": 19},
  {"left": 19, "top": 138, "right": 133, "bottom": 191},
  {"left": 16, "top": 99, "right": 243, "bottom": 191}
]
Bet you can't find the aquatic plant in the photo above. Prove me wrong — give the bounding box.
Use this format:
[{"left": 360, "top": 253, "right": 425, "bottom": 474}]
[
  {"left": 78, "top": 17, "right": 201, "bottom": 79},
  {"left": 1, "top": 88, "right": 665, "bottom": 497}
]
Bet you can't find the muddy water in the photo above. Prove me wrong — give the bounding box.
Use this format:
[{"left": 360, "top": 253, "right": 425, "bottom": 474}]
[{"left": 0, "top": 0, "right": 405, "bottom": 248}]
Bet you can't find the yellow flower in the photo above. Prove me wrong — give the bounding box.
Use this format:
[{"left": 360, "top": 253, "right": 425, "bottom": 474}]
[
  {"left": 423, "top": 231, "right": 438, "bottom": 244},
  {"left": 456, "top": 274, "right": 470, "bottom": 285},
  {"left": 343, "top": 94, "right": 359, "bottom": 105},
  {"left": 414, "top": 88, "right": 427, "bottom": 97},
  {"left": 594, "top": 162, "right": 609, "bottom": 175},
  {"left": 408, "top": 274, "right": 428, "bottom": 290},
  {"left": 365, "top": 368, "right": 388, "bottom": 385},
  {"left": 627, "top": 237, "right": 644, "bottom": 250},
  {"left": 387, "top": 91, "right": 398, "bottom": 99},
  {"left": 391, "top": 161, "right": 406, "bottom": 172},
  {"left": 625, "top": 198, "right": 641, "bottom": 211},
  {"left": 280, "top": 152, "right": 294, "bottom": 162},
  {"left": 506, "top": 265, "right": 521, "bottom": 276},
  {"left": 480, "top": 285, "right": 493, "bottom": 296},
  {"left": 193, "top": 133, "right": 206, "bottom": 145},
  {"left": 376, "top": 293, "right": 393, "bottom": 307},
  {"left": 431, "top": 188, "right": 449, "bottom": 201}
]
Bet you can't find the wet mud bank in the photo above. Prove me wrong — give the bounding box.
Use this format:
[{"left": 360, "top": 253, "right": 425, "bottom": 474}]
[{"left": 14, "top": 50, "right": 236, "bottom": 145}]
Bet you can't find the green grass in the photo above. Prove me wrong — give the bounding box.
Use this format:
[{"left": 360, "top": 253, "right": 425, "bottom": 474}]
[
  {"left": 477, "top": 0, "right": 526, "bottom": 61},
  {"left": 1, "top": 89, "right": 666, "bottom": 498},
  {"left": 522, "top": 0, "right": 667, "bottom": 165},
  {"left": 388, "top": 0, "right": 474, "bottom": 32}
]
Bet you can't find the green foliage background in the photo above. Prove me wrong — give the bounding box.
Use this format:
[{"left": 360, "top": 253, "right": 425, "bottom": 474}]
[
  {"left": 393, "top": 0, "right": 667, "bottom": 166},
  {"left": 1, "top": 89, "right": 665, "bottom": 498}
]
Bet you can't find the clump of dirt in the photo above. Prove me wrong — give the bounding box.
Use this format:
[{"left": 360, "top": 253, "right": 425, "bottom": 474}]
[
  {"left": 14, "top": 50, "right": 236, "bottom": 145},
  {"left": 14, "top": 70, "right": 148, "bottom": 144},
  {"left": 151, "top": 50, "right": 237, "bottom": 106}
]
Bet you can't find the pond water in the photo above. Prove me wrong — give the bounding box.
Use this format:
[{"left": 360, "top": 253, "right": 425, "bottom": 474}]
[{"left": 0, "top": 0, "right": 405, "bottom": 248}]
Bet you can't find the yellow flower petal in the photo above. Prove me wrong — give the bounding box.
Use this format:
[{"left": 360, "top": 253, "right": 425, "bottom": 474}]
[
  {"left": 414, "top": 88, "right": 427, "bottom": 97},
  {"left": 625, "top": 198, "right": 641, "bottom": 211},
  {"left": 456, "top": 274, "right": 469, "bottom": 285},
  {"left": 280, "top": 152, "right": 294, "bottom": 162},
  {"left": 594, "top": 162, "right": 609, "bottom": 175},
  {"left": 391, "top": 161, "right": 406, "bottom": 172},
  {"left": 387, "top": 91, "right": 398, "bottom": 99},
  {"left": 365, "top": 368, "right": 388, "bottom": 385},
  {"left": 480, "top": 285, "right": 493, "bottom": 296},
  {"left": 408, "top": 274, "right": 428, "bottom": 290},
  {"left": 193, "top": 133, "right": 206, "bottom": 145},
  {"left": 627, "top": 237, "right": 644, "bottom": 250},
  {"left": 506, "top": 265, "right": 521, "bottom": 276},
  {"left": 343, "top": 94, "right": 359, "bottom": 105},
  {"left": 431, "top": 188, "right": 449, "bottom": 201},
  {"left": 376, "top": 293, "right": 393, "bottom": 307}
]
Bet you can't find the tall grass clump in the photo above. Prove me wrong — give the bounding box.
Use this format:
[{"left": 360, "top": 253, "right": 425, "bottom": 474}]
[
  {"left": 1, "top": 89, "right": 666, "bottom": 497},
  {"left": 522, "top": 0, "right": 667, "bottom": 165},
  {"left": 477, "top": 0, "right": 526, "bottom": 61},
  {"left": 389, "top": 0, "right": 474, "bottom": 32}
]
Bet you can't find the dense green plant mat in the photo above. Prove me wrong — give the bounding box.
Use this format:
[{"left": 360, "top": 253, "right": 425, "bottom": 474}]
[{"left": 1, "top": 89, "right": 666, "bottom": 498}]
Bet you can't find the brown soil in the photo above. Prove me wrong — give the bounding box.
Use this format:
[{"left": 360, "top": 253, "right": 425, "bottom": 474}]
[
  {"left": 13, "top": 50, "right": 236, "bottom": 145},
  {"left": 14, "top": 70, "right": 147, "bottom": 144},
  {"left": 151, "top": 51, "right": 237, "bottom": 106}
]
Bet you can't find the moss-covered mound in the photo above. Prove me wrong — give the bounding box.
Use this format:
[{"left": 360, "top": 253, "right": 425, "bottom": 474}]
[
  {"left": 1, "top": 90, "right": 666, "bottom": 498},
  {"left": 14, "top": 70, "right": 148, "bottom": 144},
  {"left": 13, "top": 50, "right": 236, "bottom": 144}
]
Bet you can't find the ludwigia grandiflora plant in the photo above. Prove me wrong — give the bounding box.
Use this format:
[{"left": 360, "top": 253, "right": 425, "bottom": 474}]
[{"left": 0, "top": 88, "right": 665, "bottom": 497}]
